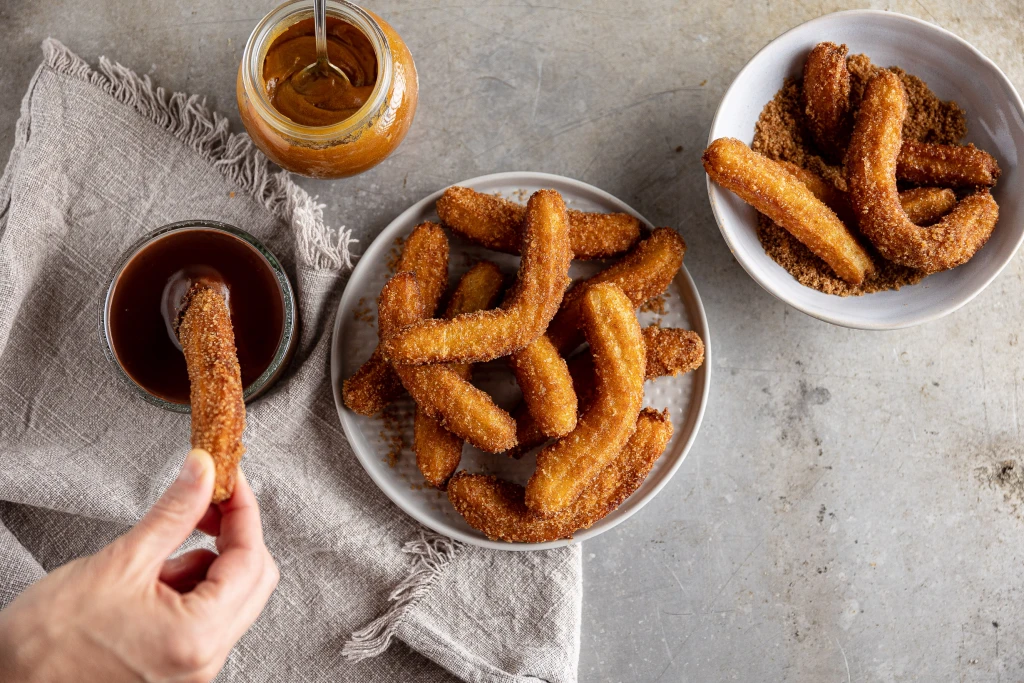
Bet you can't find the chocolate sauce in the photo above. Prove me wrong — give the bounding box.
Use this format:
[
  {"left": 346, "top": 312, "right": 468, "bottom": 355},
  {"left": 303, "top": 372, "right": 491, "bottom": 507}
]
[{"left": 108, "top": 228, "right": 285, "bottom": 404}]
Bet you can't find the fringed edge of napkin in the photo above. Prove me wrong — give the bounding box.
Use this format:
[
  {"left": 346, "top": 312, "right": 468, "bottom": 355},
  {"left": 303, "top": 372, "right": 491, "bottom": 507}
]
[
  {"left": 342, "top": 533, "right": 461, "bottom": 661},
  {"left": 40, "top": 37, "right": 356, "bottom": 272}
]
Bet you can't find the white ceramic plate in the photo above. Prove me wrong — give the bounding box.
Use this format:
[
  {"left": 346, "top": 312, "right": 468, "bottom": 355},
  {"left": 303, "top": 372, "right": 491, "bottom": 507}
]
[
  {"left": 331, "top": 172, "right": 711, "bottom": 550},
  {"left": 707, "top": 10, "right": 1024, "bottom": 329}
]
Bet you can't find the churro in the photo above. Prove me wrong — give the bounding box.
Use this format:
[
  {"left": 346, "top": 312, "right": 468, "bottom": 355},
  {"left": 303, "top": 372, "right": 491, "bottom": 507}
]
[
  {"left": 449, "top": 408, "right": 672, "bottom": 543},
  {"left": 899, "top": 187, "right": 957, "bottom": 225},
  {"left": 383, "top": 190, "right": 572, "bottom": 365},
  {"left": 782, "top": 162, "right": 956, "bottom": 226},
  {"left": 415, "top": 261, "right": 504, "bottom": 488},
  {"left": 704, "top": 137, "right": 874, "bottom": 285},
  {"left": 436, "top": 185, "right": 641, "bottom": 259},
  {"left": 546, "top": 227, "right": 686, "bottom": 355},
  {"left": 343, "top": 222, "right": 449, "bottom": 415},
  {"left": 803, "top": 41, "right": 852, "bottom": 160},
  {"left": 508, "top": 335, "right": 577, "bottom": 438},
  {"left": 176, "top": 284, "right": 246, "bottom": 503},
  {"left": 847, "top": 70, "right": 999, "bottom": 273},
  {"left": 513, "top": 325, "right": 703, "bottom": 456},
  {"left": 897, "top": 140, "right": 1000, "bottom": 188},
  {"left": 379, "top": 272, "right": 516, "bottom": 453},
  {"left": 526, "top": 283, "right": 645, "bottom": 517},
  {"left": 779, "top": 161, "right": 851, "bottom": 222},
  {"left": 639, "top": 326, "right": 706, "bottom": 379}
]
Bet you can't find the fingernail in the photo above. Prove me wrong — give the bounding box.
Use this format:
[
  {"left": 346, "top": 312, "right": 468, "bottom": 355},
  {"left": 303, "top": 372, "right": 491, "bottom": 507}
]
[
  {"left": 180, "top": 449, "right": 212, "bottom": 485},
  {"left": 164, "top": 553, "right": 187, "bottom": 571}
]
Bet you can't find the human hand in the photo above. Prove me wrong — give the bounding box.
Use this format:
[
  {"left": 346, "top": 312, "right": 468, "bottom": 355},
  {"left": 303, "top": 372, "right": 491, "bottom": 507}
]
[{"left": 0, "top": 449, "right": 279, "bottom": 683}]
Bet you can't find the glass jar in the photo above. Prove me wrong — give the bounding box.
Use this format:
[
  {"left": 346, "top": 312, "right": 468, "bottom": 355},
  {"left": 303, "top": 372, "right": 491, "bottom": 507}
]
[
  {"left": 237, "top": 0, "right": 418, "bottom": 179},
  {"left": 102, "top": 221, "right": 297, "bottom": 412}
]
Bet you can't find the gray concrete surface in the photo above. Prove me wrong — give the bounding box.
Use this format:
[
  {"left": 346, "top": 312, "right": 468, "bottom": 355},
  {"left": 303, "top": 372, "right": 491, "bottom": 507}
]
[{"left": 3, "top": 1, "right": 1024, "bottom": 680}]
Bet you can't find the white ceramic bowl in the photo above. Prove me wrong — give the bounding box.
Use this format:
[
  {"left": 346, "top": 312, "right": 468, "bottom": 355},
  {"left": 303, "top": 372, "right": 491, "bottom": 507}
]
[
  {"left": 707, "top": 10, "right": 1024, "bottom": 329},
  {"left": 331, "top": 172, "right": 711, "bottom": 551}
]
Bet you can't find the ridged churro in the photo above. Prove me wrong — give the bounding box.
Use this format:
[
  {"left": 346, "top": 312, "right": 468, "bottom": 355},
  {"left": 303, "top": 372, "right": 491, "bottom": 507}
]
[
  {"left": 704, "top": 137, "right": 874, "bottom": 285},
  {"left": 508, "top": 334, "right": 577, "bottom": 438},
  {"left": 847, "top": 70, "right": 999, "bottom": 273},
  {"left": 899, "top": 187, "right": 957, "bottom": 225},
  {"left": 526, "top": 283, "right": 645, "bottom": 517},
  {"left": 779, "top": 161, "right": 850, "bottom": 220},
  {"left": 383, "top": 190, "right": 572, "bottom": 365},
  {"left": 513, "top": 326, "right": 703, "bottom": 456},
  {"left": 380, "top": 272, "right": 516, "bottom": 453},
  {"left": 803, "top": 41, "right": 852, "bottom": 159},
  {"left": 449, "top": 408, "right": 672, "bottom": 543},
  {"left": 436, "top": 185, "right": 641, "bottom": 259},
  {"left": 546, "top": 227, "right": 686, "bottom": 355},
  {"left": 640, "top": 325, "right": 706, "bottom": 380},
  {"left": 342, "top": 222, "right": 449, "bottom": 415},
  {"left": 897, "top": 140, "right": 1000, "bottom": 188},
  {"left": 415, "top": 261, "right": 504, "bottom": 488},
  {"left": 782, "top": 162, "right": 957, "bottom": 226},
  {"left": 177, "top": 284, "right": 246, "bottom": 503}
]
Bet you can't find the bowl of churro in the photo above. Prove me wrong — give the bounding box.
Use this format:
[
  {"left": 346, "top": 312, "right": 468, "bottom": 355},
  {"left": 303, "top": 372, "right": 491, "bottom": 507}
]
[
  {"left": 705, "top": 10, "right": 1024, "bottom": 329},
  {"left": 331, "top": 172, "right": 710, "bottom": 550}
]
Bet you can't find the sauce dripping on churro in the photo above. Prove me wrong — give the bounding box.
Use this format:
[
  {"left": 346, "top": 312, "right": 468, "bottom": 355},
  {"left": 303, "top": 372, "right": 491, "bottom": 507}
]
[{"left": 108, "top": 228, "right": 285, "bottom": 404}]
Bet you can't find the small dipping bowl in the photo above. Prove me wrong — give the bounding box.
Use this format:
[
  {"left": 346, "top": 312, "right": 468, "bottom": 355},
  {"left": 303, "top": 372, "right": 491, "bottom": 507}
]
[{"left": 102, "top": 221, "right": 297, "bottom": 412}]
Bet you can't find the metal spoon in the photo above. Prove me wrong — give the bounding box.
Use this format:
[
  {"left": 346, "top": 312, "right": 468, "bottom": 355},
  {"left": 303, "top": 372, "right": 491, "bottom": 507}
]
[{"left": 292, "top": 0, "right": 351, "bottom": 92}]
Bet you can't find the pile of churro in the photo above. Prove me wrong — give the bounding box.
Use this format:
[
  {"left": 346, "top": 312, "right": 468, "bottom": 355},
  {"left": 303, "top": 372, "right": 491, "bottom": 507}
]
[
  {"left": 704, "top": 42, "right": 1001, "bottom": 295},
  {"left": 342, "top": 187, "right": 704, "bottom": 543}
]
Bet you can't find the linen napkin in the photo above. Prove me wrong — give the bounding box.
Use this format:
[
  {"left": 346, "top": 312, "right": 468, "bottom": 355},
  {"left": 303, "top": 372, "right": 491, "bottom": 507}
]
[{"left": 0, "top": 39, "right": 581, "bottom": 683}]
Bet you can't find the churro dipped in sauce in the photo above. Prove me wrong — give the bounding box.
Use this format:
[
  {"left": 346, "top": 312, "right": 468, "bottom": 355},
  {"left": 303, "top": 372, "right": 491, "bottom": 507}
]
[
  {"left": 107, "top": 228, "right": 289, "bottom": 501},
  {"left": 108, "top": 229, "right": 285, "bottom": 404},
  {"left": 176, "top": 283, "right": 246, "bottom": 503}
]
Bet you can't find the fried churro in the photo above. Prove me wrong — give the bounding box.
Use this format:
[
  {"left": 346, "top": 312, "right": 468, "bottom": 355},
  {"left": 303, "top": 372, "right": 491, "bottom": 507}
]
[
  {"left": 546, "top": 227, "right": 686, "bottom": 355},
  {"left": 415, "top": 261, "right": 505, "bottom": 488},
  {"left": 380, "top": 272, "right": 516, "bottom": 454},
  {"left": 847, "top": 70, "right": 999, "bottom": 273},
  {"left": 342, "top": 222, "right": 449, "bottom": 415},
  {"left": 640, "top": 326, "right": 706, "bottom": 379},
  {"left": 513, "top": 326, "right": 703, "bottom": 456},
  {"left": 526, "top": 283, "right": 645, "bottom": 517},
  {"left": 704, "top": 137, "right": 874, "bottom": 285},
  {"left": 782, "top": 162, "right": 956, "bottom": 226},
  {"left": 383, "top": 190, "right": 572, "bottom": 365},
  {"left": 899, "top": 187, "right": 957, "bottom": 225},
  {"left": 508, "top": 335, "right": 578, "bottom": 439},
  {"left": 176, "top": 284, "right": 246, "bottom": 503},
  {"left": 436, "top": 185, "right": 641, "bottom": 259},
  {"left": 449, "top": 408, "right": 672, "bottom": 543},
  {"left": 779, "top": 161, "right": 851, "bottom": 221},
  {"left": 803, "top": 41, "right": 852, "bottom": 160},
  {"left": 897, "top": 140, "right": 1001, "bottom": 188}
]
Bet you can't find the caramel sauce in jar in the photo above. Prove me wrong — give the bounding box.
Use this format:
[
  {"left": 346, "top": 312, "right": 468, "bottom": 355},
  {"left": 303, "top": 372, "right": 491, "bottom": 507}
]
[{"left": 237, "top": 1, "right": 418, "bottom": 179}]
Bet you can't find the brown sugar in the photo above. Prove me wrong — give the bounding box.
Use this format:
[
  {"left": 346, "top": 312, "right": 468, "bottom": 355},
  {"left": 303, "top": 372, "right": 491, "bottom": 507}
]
[
  {"left": 352, "top": 296, "right": 374, "bottom": 327},
  {"left": 751, "top": 52, "right": 967, "bottom": 296},
  {"left": 639, "top": 293, "right": 668, "bottom": 315},
  {"left": 386, "top": 235, "right": 406, "bottom": 273}
]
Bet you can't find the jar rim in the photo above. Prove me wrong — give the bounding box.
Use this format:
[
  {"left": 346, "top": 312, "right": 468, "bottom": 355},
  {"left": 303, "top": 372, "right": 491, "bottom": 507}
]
[
  {"left": 240, "top": 0, "right": 393, "bottom": 142},
  {"left": 101, "top": 221, "right": 297, "bottom": 413}
]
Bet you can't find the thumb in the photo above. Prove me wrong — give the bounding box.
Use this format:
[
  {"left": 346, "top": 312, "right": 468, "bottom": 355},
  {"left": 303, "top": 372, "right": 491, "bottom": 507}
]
[{"left": 117, "top": 449, "right": 216, "bottom": 570}]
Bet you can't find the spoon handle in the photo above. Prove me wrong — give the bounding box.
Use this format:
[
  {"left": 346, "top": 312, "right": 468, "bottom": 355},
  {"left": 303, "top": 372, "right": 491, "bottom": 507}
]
[{"left": 314, "top": 0, "right": 328, "bottom": 67}]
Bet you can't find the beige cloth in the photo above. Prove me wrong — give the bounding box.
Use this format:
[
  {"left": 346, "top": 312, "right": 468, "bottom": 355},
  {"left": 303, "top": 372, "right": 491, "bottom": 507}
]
[{"left": 0, "top": 39, "right": 581, "bottom": 682}]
